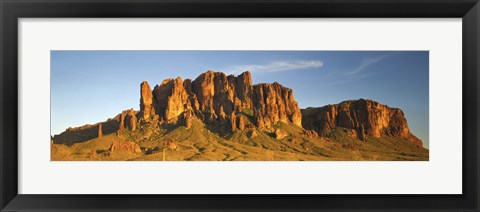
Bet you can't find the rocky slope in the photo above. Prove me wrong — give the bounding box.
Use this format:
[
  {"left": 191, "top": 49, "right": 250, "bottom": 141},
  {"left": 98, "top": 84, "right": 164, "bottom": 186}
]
[{"left": 301, "top": 99, "right": 423, "bottom": 146}]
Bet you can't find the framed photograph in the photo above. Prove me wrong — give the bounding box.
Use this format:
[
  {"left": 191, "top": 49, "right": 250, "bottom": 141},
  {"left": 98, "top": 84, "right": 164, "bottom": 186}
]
[{"left": 1, "top": 0, "right": 479, "bottom": 211}]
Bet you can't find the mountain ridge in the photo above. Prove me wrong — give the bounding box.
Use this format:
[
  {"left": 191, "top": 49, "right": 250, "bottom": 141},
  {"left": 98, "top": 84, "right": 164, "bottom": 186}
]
[{"left": 51, "top": 70, "right": 427, "bottom": 161}]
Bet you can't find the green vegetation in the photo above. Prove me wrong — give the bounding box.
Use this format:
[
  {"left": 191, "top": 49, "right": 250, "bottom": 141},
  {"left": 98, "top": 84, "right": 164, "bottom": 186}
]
[
  {"left": 51, "top": 118, "right": 428, "bottom": 161},
  {"left": 242, "top": 108, "right": 254, "bottom": 117}
]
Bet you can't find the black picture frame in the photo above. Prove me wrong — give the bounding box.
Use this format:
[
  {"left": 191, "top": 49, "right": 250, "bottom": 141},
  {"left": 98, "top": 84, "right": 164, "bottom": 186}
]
[{"left": 1, "top": 0, "right": 479, "bottom": 211}]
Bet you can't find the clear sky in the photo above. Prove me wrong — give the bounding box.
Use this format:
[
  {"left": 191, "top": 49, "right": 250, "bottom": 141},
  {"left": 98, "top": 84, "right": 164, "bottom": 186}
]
[{"left": 51, "top": 51, "right": 429, "bottom": 148}]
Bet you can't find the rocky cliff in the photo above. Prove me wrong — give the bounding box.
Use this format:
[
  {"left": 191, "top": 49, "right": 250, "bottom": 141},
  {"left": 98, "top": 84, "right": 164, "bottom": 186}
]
[
  {"left": 301, "top": 99, "right": 423, "bottom": 146},
  {"left": 141, "top": 70, "right": 303, "bottom": 132},
  {"left": 252, "top": 82, "right": 302, "bottom": 128}
]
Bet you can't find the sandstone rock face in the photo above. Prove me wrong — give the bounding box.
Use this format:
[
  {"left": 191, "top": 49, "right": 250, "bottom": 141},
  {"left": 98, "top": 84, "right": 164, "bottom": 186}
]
[
  {"left": 235, "top": 71, "right": 253, "bottom": 109},
  {"left": 127, "top": 110, "right": 137, "bottom": 131},
  {"left": 140, "top": 81, "right": 155, "bottom": 120},
  {"left": 118, "top": 109, "right": 138, "bottom": 132},
  {"left": 229, "top": 112, "right": 237, "bottom": 132},
  {"left": 139, "top": 71, "right": 302, "bottom": 132},
  {"left": 301, "top": 99, "right": 422, "bottom": 146},
  {"left": 185, "top": 116, "right": 192, "bottom": 129},
  {"left": 236, "top": 115, "right": 248, "bottom": 131},
  {"left": 191, "top": 71, "right": 237, "bottom": 124},
  {"left": 153, "top": 77, "right": 191, "bottom": 122},
  {"left": 252, "top": 82, "right": 302, "bottom": 128},
  {"left": 97, "top": 123, "right": 103, "bottom": 138},
  {"left": 118, "top": 113, "right": 125, "bottom": 131}
]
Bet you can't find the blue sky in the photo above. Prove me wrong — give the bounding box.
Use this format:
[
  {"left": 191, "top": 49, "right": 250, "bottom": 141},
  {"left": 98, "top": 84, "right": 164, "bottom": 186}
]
[{"left": 51, "top": 51, "right": 429, "bottom": 148}]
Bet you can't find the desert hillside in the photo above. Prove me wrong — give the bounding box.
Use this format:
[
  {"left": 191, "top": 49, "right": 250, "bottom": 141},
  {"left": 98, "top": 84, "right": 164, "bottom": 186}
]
[{"left": 51, "top": 70, "right": 428, "bottom": 161}]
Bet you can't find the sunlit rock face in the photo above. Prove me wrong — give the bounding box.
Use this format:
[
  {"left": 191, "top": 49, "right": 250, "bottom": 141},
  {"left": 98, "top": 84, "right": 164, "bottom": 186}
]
[
  {"left": 117, "top": 109, "right": 137, "bottom": 132},
  {"left": 252, "top": 82, "right": 302, "bottom": 128},
  {"left": 152, "top": 77, "right": 191, "bottom": 122},
  {"left": 301, "top": 99, "right": 423, "bottom": 146},
  {"left": 140, "top": 81, "right": 155, "bottom": 120},
  {"left": 140, "top": 70, "right": 303, "bottom": 132}
]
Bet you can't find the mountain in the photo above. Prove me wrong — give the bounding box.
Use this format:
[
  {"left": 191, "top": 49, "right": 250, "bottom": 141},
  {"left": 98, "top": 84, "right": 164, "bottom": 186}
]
[
  {"left": 139, "top": 70, "right": 302, "bottom": 134},
  {"left": 51, "top": 71, "right": 428, "bottom": 161},
  {"left": 301, "top": 99, "right": 423, "bottom": 146}
]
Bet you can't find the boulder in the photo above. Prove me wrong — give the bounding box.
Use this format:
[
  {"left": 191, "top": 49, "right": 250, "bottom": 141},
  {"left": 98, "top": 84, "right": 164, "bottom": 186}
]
[
  {"left": 274, "top": 128, "right": 288, "bottom": 140},
  {"left": 110, "top": 140, "right": 142, "bottom": 154}
]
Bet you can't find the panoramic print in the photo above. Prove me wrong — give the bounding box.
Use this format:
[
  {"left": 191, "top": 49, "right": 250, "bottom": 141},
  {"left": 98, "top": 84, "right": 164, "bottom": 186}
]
[{"left": 51, "top": 51, "right": 429, "bottom": 161}]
